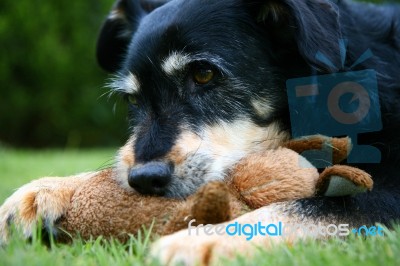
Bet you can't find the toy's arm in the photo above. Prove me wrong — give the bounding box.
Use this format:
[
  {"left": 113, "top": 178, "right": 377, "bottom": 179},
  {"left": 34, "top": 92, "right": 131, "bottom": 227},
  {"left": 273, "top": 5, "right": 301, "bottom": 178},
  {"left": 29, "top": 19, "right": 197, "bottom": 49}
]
[
  {"left": 0, "top": 170, "right": 109, "bottom": 245},
  {"left": 284, "top": 135, "right": 352, "bottom": 164}
]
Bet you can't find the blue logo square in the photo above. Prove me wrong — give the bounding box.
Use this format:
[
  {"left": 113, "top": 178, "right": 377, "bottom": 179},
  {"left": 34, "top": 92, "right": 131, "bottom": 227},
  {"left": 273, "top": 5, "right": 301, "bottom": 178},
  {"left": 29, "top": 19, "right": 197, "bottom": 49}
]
[{"left": 286, "top": 69, "right": 382, "bottom": 164}]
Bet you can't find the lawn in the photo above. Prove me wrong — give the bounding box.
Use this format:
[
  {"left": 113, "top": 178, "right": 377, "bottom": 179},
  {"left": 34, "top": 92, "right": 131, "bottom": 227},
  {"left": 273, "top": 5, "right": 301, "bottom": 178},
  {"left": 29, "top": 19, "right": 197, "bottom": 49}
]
[{"left": 0, "top": 147, "right": 399, "bottom": 266}]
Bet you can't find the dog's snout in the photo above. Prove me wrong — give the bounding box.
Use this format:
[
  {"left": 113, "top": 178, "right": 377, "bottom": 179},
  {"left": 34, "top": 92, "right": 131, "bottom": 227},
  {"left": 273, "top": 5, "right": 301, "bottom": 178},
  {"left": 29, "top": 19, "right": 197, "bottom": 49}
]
[{"left": 128, "top": 162, "right": 172, "bottom": 196}]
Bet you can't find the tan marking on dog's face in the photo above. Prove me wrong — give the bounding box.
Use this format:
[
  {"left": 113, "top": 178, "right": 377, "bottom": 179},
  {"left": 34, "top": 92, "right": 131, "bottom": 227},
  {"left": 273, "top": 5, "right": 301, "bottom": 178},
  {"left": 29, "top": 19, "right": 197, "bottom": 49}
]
[
  {"left": 114, "top": 136, "right": 136, "bottom": 190},
  {"left": 118, "top": 136, "right": 136, "bottom": 166},
  {"left": 165, "top": 130, "right": 203, "bottom": 165}
]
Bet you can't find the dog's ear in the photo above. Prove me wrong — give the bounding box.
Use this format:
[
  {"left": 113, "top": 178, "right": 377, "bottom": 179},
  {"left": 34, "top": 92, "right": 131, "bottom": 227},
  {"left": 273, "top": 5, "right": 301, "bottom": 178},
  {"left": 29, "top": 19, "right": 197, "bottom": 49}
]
[
  {"left": 247, "top": 0, "right": 342, "bottom": 72},
  {"left": 96, "top": 0, "right": 170, "bottom": 72}
]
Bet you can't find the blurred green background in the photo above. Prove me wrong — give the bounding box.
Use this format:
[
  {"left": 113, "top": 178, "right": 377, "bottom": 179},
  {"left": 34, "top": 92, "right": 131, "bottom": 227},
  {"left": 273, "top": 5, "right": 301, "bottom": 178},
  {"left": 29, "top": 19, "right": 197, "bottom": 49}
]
[
  {"left": 0, "top": 0, "right": 399, "bottom": 148},
  {"left": 0, "top": 0, "right": 127, "bottom": 148}
]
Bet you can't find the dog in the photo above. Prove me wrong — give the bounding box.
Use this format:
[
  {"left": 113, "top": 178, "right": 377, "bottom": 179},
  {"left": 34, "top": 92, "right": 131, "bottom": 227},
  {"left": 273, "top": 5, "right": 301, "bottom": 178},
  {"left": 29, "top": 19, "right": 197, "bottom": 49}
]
[{"left": 1, "top": 0, "right": 400, "bottom": 264}]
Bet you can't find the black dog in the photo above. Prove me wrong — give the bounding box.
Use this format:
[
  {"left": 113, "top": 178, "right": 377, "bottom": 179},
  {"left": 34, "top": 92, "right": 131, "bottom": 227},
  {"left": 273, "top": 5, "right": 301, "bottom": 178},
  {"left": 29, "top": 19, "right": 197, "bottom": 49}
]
[
  {"left": 96, "top": 0, "right": 400, "bottom": 226},
  {"left": 0, "top": 0, "right": 399, "bottom": 263}
]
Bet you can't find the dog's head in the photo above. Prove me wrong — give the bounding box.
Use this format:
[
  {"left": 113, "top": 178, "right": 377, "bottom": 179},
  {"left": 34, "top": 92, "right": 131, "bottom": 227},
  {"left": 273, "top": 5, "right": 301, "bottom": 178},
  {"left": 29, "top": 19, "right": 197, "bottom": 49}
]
[{"left": 97, "top": 0, "right": 342, "bottom": 197}]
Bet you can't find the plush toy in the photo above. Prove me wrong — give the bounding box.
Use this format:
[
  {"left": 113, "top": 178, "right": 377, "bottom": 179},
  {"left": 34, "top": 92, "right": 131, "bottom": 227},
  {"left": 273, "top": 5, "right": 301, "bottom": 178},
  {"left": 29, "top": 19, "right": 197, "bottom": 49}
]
[{"left": 54, "top": 135, "right": 373, "bottom": 243}]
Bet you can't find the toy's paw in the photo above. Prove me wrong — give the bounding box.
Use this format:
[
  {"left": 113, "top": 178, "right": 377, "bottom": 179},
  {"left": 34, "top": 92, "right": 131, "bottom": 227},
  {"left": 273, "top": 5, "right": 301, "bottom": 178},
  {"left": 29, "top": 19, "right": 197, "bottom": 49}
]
[
  {"left": 151, "top": 230, "right": 228, "bottom": 266},
  {"left": 0, "top": 172, "right": 95, "bottom": 245}
]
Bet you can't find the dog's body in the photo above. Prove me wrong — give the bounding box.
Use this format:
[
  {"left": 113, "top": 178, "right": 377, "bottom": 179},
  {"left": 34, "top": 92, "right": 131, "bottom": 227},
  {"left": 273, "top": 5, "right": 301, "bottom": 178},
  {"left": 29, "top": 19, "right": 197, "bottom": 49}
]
[{"left": 1, "top": 0, "right": 400, "bottom": 264}]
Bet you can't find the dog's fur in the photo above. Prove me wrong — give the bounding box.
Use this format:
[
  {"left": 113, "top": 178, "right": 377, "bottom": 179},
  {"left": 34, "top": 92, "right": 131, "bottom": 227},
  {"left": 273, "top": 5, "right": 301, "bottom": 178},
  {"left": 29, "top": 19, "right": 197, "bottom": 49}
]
[{"left": 1, "top": 0, "right": 400, "bottom": 264}]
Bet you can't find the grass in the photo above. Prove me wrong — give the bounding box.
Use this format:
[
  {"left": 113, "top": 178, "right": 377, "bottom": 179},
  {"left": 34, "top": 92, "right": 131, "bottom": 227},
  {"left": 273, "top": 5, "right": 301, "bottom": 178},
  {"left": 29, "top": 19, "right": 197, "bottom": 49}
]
[
  {"left": 0, "top": 148, "right": 117, "bottom": 203},
  {"left": 1, "top": 147, "right": 400, "bottom": 266}
]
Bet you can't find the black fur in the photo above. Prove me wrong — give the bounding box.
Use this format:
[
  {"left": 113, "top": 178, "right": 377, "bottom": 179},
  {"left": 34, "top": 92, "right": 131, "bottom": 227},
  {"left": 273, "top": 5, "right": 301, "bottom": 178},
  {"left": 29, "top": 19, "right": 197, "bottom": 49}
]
[{"left": 98, "top": 0, "right": 400, "bottom": 226}]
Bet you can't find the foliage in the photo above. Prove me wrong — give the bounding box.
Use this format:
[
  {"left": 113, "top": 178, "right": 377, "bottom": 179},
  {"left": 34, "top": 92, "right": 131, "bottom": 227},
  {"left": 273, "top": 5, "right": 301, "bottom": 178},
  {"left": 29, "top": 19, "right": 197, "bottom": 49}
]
[{"left": 0, "top": 0, "right": 127, "bottom": 148}]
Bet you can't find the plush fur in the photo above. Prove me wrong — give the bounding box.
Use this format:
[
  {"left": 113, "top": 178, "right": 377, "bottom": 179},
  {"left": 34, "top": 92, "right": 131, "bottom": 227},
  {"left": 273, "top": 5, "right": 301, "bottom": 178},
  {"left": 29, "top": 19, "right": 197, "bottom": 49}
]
[{"left": 57, "top": 143, "right": 320, "bottom": 242}]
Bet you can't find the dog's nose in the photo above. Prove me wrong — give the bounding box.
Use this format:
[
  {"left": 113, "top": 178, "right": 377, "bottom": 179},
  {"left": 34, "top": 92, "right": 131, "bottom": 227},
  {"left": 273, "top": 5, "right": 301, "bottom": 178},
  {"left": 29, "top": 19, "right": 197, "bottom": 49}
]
[{"left": 128, "top": 162, "right": 172, "bottom": 196}]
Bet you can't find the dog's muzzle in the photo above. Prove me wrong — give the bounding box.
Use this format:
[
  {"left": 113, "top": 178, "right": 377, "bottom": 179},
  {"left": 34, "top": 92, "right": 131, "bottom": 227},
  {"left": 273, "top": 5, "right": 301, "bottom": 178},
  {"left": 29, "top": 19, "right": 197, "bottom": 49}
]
[{"left": 128, "top": 161, "right": 173, "bottom": 196}]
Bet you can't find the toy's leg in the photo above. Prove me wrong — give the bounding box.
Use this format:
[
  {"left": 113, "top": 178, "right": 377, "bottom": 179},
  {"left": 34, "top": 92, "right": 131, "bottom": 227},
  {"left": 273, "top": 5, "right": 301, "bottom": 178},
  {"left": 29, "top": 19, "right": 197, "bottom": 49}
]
[
  {"left": 317, "top": 165, "right": 373, "bottom": 196},
  {"left": 0, "top": 170, "right": 110, "bottom": 245}
]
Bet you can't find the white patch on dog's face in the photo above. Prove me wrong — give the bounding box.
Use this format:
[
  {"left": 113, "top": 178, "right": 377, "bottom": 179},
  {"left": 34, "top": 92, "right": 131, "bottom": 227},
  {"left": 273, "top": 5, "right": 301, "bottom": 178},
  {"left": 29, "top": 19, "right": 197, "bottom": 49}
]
[
  {"left": 183, "top": 120, "right": 289, "bottom": 182},
  {"left": 251, "top": 98, "right": 274, "bottom": 119},
  {"left": 161, "top": 51, "right": 233, "bottom": 77},
  {"left": 109, "top": 72, "right": 140, "bottom": 94},
  {"left": 162, "top": 52, "right": 191, "bottom": 75},
  {"left": 108, "top": 9, "right": 126, "bottom": 20}
]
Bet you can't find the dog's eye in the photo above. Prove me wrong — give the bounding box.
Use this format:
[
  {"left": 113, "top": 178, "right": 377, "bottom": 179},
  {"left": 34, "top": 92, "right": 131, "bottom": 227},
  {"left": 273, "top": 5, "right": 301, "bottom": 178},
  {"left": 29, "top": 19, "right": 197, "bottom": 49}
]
[
  {"left": 127, "top": 94, "right": 138, "bottom": 106},
  {"left": 193, "top": 68, "right": 214, "bottom": 85}
]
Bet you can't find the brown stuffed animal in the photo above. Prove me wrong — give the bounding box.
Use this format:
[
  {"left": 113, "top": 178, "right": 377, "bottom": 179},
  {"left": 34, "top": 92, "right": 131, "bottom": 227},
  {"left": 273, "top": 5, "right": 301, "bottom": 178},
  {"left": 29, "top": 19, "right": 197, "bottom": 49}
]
[{"left": 55, "top": 135, "right": 372, "bottom": 243}]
